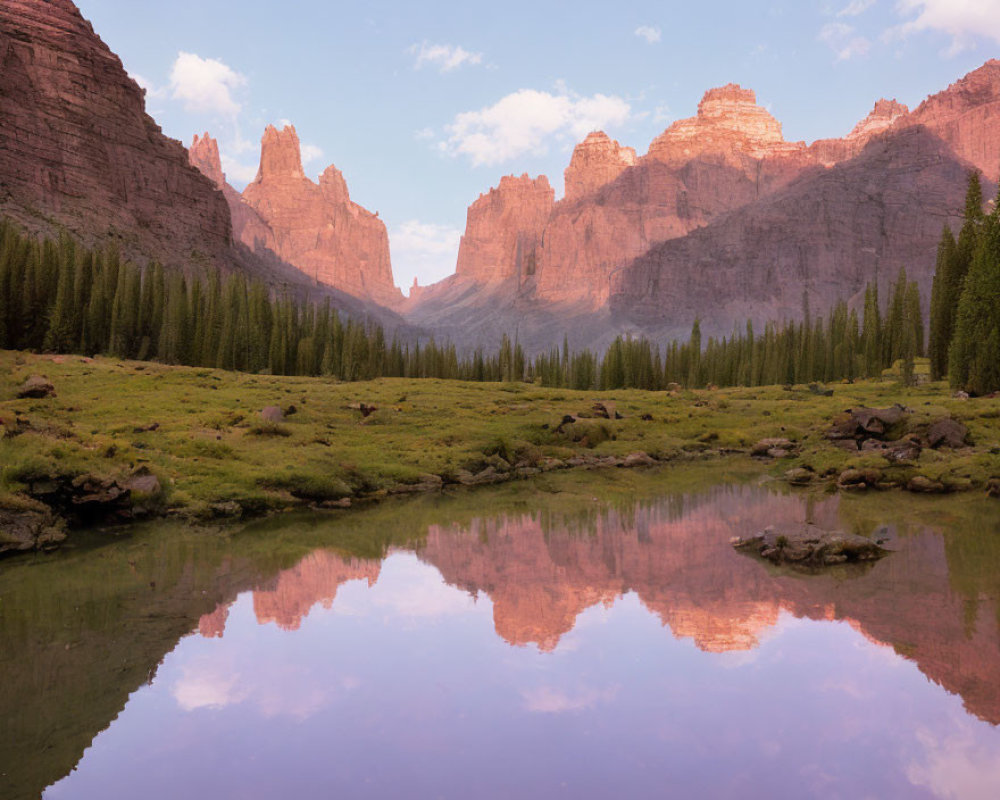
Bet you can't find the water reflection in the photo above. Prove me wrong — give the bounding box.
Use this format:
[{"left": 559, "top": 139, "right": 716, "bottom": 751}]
[{"left": 3, "top": 471, "right": 999, "bottom": 799}]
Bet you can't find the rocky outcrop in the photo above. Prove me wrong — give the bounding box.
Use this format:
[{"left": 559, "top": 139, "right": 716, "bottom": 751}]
[
  {"left": 453, "top": 174, "right": 554, "bottom": 285},
  {"left": 188, "top": 133, "right": 276, "bottom": 254},
  {"left": 907, "top": 59, "right": 1000, "bottom": 181},
  {"left": 563, "top": 132, "right": 636, "bottom": 201},
  {"left": 0, "top": 0, "right": 234, "bottom": 266},
  {"left": 408, "top": 62, "right": 1000, "bottom": 350},
  {"left": 731, "top": 524, "right": 890, "bottom": 568},
  {"left": 240, "top": 125, "right": 402, "bottom": 308},
  {"left": 610, "top": 126, "right": 974, "bottom": 339}
]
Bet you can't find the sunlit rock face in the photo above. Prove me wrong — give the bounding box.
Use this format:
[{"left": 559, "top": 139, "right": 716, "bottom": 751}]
[
  {"left": 0, "top": 0, "right": 233, "bottom": 265},
  {"left": 188, "top": 133, "right": 277, "bottom": 255},
  {"left": 239, "top": 125, "right": 403, "bottom": 308},
  {"left": 407, "top": 63, "right": 1000, "bottom": 346},
  {"left": 905, "top": 59, "right": 1000, "bottom": 182},
  {"left": 453, "top": 174, "right": 555, "bottom": 286},
  {"left": 563, "top": 132, "right": 637, "bottom": 202}
]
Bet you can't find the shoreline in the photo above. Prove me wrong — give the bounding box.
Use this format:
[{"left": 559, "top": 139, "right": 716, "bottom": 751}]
[{"left": 2, "top": 350, "right": 998, "bottom": 556}]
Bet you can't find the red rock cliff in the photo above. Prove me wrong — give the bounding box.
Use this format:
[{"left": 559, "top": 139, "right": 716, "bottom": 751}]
[
  {"left": 564, "top": 132, "right": 637, "bottom": 201},
  {"left": 454, "top": 174, "right": 554, "bottom": 285},
  {"left": 0, "top": 0, "right": 234, "bottom": 266},
  {"left": 188, "top": 133, "right": 277, "bottom": 254},
  {"left": 240, "top": 125, "right": 403, "bottom": 308}
]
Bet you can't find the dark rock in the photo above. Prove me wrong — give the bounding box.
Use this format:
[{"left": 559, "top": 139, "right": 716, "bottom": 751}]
[
  {"left": 0, "top": 508, "right": 67, "bottom": 555},
  {"left": 809, "top": 382, "right": 834, "bottom": 397},
  {"left": 988, "top": 478, "right": 1000, "bottom": 498},
  {"left": 927, "top": 418, "right": 968, "bottom": 449},
  {"left": 731, "top": 524, "right": 890, "bottom": 568},
  {"left": 261, "top": 406, "right": 284, "bottom": 423},
  {"left": 132, "top": 422, "right": 160, "bottom": 433},
  {"left": 591, "top": 400, "right": 622, "bottom": 420},
  {"left": 17, "top": 375, "right": 55, "bottom": 399}
]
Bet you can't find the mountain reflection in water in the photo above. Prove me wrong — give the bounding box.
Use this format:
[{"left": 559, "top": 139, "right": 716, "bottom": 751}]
[{"left": 3, "top": 471, "right": 999, "bottom": 800}]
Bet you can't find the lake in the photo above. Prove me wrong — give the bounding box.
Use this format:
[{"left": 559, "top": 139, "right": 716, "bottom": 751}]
[{"left": 2, "top": 465, "right": 999, "bottom": 799}]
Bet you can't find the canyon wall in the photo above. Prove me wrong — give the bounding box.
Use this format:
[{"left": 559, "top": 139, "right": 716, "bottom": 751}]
[
  {"left": 0, "top": 0, "right": 234, "bottom": 267},
  {"left": 408, "top": 62, "right": 1000, "bottom": 349}
]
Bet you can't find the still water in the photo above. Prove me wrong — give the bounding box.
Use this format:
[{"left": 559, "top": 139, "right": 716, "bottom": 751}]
[{"left": 2, "top": 467, "right": 1000, "bottom": 799}]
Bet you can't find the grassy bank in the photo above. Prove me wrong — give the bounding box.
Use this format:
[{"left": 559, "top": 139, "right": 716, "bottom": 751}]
[{"left": 1, "top": 350, "right": 998, "bottom": 530}]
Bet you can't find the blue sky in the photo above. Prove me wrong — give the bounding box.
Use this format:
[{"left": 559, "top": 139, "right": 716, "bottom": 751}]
[{"left": 75, "top": 0, "right": 1000, "bottom": 292}]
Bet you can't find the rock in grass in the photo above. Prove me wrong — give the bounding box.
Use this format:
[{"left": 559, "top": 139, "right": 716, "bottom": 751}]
[
  {"left": 261, "top": 406, "right": 284, "bottom": 423},
  {"left": 751, "top": 438, "right": 796, "bottom": 458},
  {"left": 907, "top": 475, "right": 947, "bottom": 494},
  {"left": 0, "top": 509, "right": 67, "bottom": 554},
  {"left": 17, "top": 375, "right": 55, "bottom": 399},
  {"left": 927, "top": 418, "right": 968, "bottom": 449},
  {"left": 784, "top": 467, "right": 814, "bottom": 486},
  {"left": 731, "top": 524, "right": 889, "bottom": 568},
  {"left": 988, "top": 478, "right": 1000, "bottom": 499},
  {"left": 623, "top": 451, "right": 656, "bottom": 468}
]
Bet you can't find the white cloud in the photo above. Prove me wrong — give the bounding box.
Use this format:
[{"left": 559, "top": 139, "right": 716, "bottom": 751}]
[
  {"left": 169, "top": 51, "right": 246, "bottom": 117},
  {"left": 410, "top": 41, "right": 483, "bottom": 72},
  {"left": 300, "top": 143, "right": 324, "bottom": 164},
  {"left": 522, "top": 684, "right": 620, "bottom": 714},
  {"left": 440, "top": 87, "right": 632, "bottom": 167},
  {"left": 907, "top": 724, "right": 1000, "bottom": 800},
  {"left": 819, "top": 21, "right": 873, "bottom": 60},
  {"left": 390, "top": 221, "right": 463, "bottom": 291},
  {"left": 890, "top": 0, "right": 1000, "bottom": 54},
  {"left": 634, "top": 25, "right": 662, "bottom": 43},
  {"left": 220, "top": 153, "right": 259, "bottom": 186},
  {"left": 838, "top": 0, "right": 876, "bottom": 16}
]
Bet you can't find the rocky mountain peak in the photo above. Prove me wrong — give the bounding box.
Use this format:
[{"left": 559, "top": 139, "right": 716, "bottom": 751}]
[
  {"left": 847, "top": 99, "right": 909, "bottom": 141},
  {"left": 255, "top": 124, "right": 306, "bottom": 183},
  {"left": 189, "top": 133, "right": 225, "bottom": 189},
  {"left": 564, "top": 131, "right": 638, "bottom": 201},
  {"left": 319, "top": 165, "right": 351, "bottom": 205},
  {"left": 647, "top": 82, "right": 787, "bottom": 163}
]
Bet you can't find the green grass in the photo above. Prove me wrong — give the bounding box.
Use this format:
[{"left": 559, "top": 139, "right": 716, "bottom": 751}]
[{"left": 1, "top": 350, "right": 998, "bottom": 521}]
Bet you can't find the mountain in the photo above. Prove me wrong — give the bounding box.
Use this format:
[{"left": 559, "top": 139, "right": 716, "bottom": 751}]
[
  {"left": 406, "top": 63, "right": 1000, "bottom": 352},
  {"left": 0, "top": 0, "right": 233, "bottom": 267},
  {"left": 0, "top": 0, "right": 406, "bottom": 329}
]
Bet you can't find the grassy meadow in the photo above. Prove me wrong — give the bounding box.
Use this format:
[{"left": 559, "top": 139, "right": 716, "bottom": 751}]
[{"left": 1, "top": 350, "right": 998, "bottom": 524}]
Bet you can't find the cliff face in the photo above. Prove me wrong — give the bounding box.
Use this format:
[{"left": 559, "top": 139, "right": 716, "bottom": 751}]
[
  {"left": 454, "top": 174, "right": 554, "bottom": 285},
  {"left": 188, "top": 133, "right": 276, "bottom": 254},
  {"left": 0, "top": 0, "right": 234, "bottom": 266},
  {"left": 407, "top": 62, "right": 1000, "bottom": 349},
  {"left": 239, "top": 125, "right": 403, "bottom": 308},
  {"left": 611, "top": 127, "right": 975, "bottom": 338}
]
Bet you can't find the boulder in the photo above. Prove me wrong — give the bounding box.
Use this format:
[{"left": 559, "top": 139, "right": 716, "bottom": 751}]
[
  {"left": 907, "top": 475, "right": 947, "bottom": 494},
  {"left": 0, "top": 509, "right": 67, "bottom": 555},
  {"left": 731, "top": 524, "right": 890, "bottom": 568},
  {"left": 784, "top": 467, "right": 814, "bottom": 486},
  {"left": 261, "top": 406, "right": 284, "bottom": 423},
  {"left": 17, "top": 375, "right": 55, "bottom": 399},
  {"left": 988, "top": 478, "right": 1000, "bottom": 498},
  {"left": 838, "top": 468, "right": 882, "bottom": 490},
  {"left": 591, "top": 400, "right": 622, "bottom": 420},
  {"left": 623, "top": 452, "right": 656, "bottom": 468},
  {"left": 927, "top": 418, "right": 968, "bottom": 449},
  {"left": 751, "top": 438, "right": 796, "bottom": 457}
]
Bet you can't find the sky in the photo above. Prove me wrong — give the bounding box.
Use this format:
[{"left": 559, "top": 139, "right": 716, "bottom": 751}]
[{"left": 74, "top": 0, "right": 1000, "bottom": 293}]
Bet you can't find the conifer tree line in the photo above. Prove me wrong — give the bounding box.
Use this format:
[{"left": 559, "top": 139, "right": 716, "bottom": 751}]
[
  {"left": 0, "top": 217, "right": 935, "bottom": 389},
  {"left": 929, "top": 172, "right": 1000, "bottom": 395}
]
